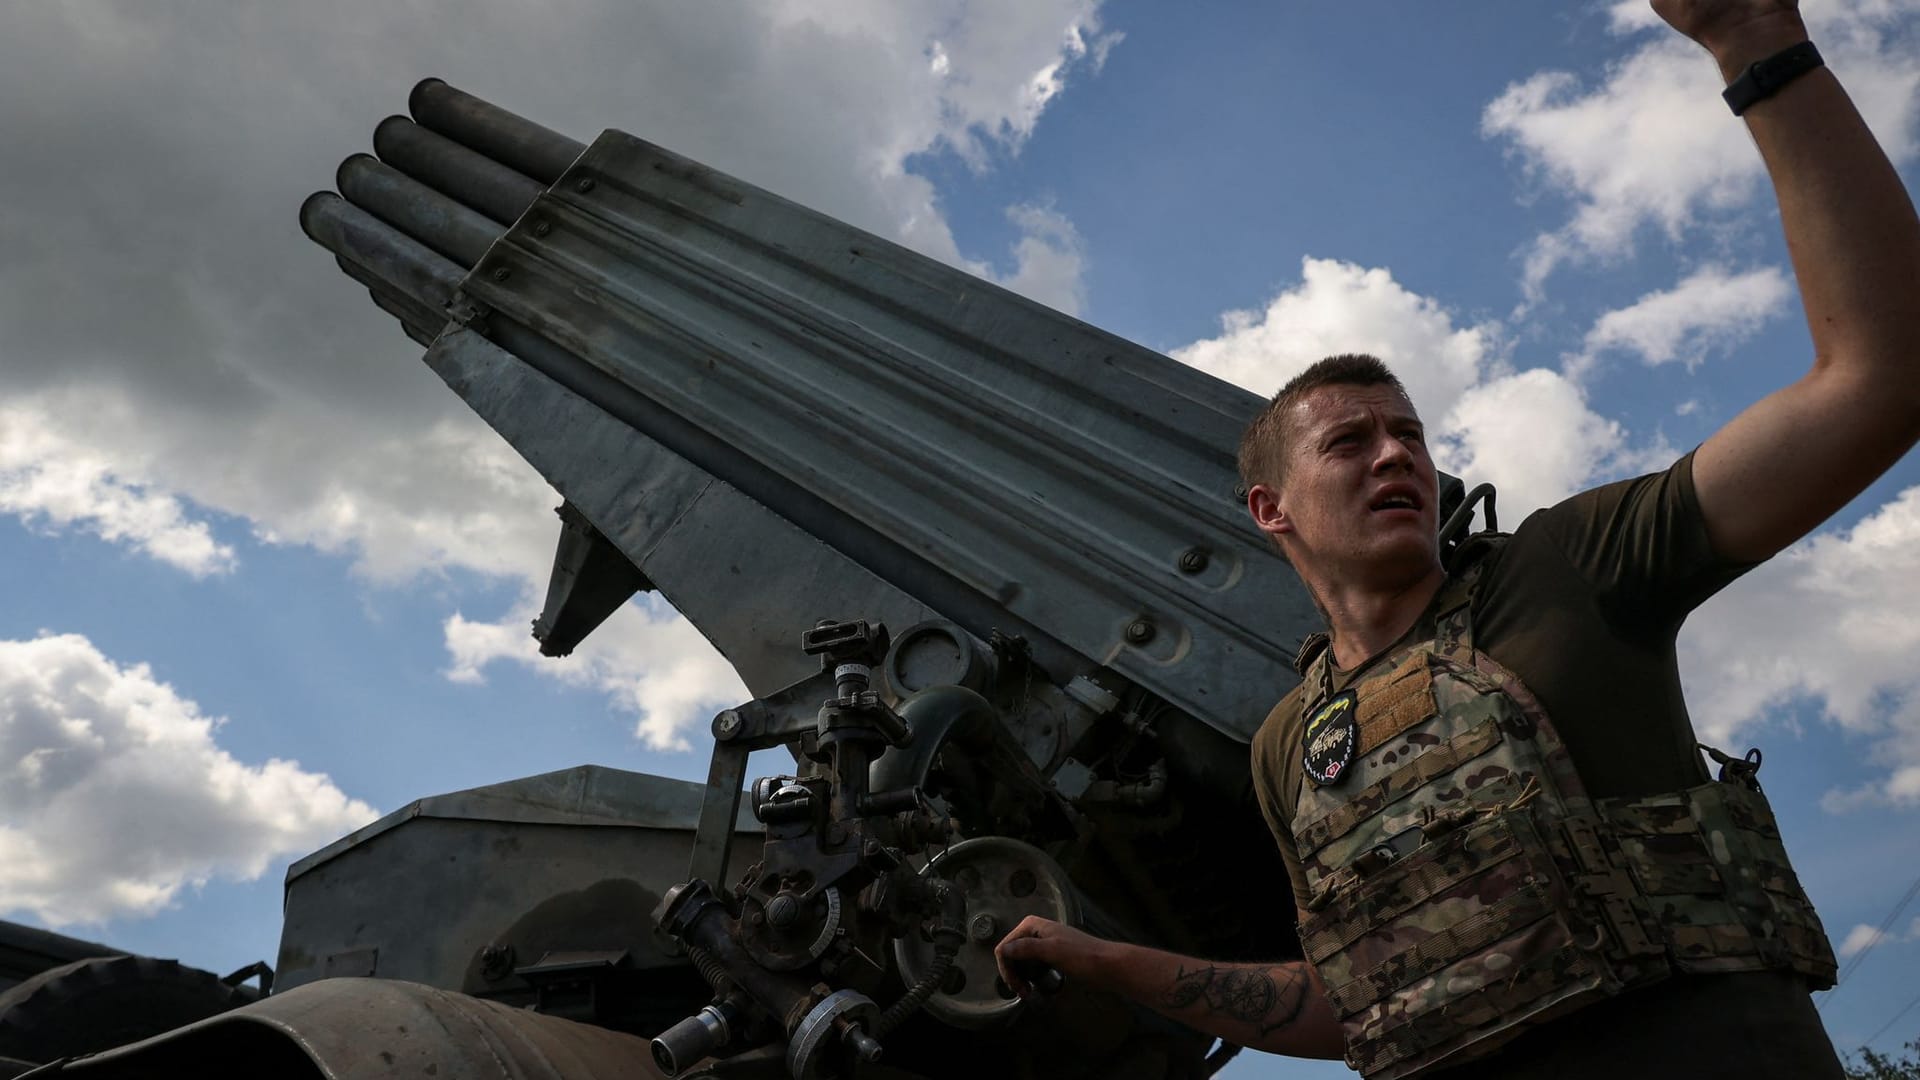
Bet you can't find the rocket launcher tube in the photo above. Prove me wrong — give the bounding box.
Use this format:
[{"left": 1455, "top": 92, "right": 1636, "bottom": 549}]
[
  {"left": 408, "top": 77, "right": 586, "bottom": 186},
  {"left": 336, "top": 153, "right": 499, "bottom": 269},
  {"left": 299, "top": 192, "right": 463, "bottom": 315},
  {"left": 372, "top": 115, "right": 545, "bottom": 227}
]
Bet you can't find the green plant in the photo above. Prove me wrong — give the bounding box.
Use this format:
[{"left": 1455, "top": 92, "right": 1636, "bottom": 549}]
[{"left": 1846, "top": 1040, "right": 1920, "bottom": 1080}]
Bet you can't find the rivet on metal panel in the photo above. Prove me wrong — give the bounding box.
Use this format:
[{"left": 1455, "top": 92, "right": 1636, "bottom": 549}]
[
  {"left": 1178, "top": 548, "right": 1210, "bottom": 573},
  {"left": 532, "top": 219, "right": 552, "bottom": 237},
  {"left": 1233, "top": 483, "right": 1250, "bottom": 501},
  {"left": 490, "top": 266, "right": 512, "bottom": 282},
  {"left": 575, "top": 177, "right": 597, "bottom": 193},
  {"left": 1124, "top": 619, "right": 1156, "bottom": 645},
  {"left": 713, "top": 710, "right": 743, "bottom": 740}
]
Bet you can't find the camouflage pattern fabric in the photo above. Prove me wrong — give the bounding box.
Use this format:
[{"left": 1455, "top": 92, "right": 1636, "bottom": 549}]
[{"left": 1290, "top": 539, "right": 1837, "bottom": 1079}]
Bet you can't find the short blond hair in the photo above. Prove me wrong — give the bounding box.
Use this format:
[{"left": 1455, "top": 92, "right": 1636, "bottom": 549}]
[{"left": 1237, "top": 354, "right": 1405, "bottom": 493}]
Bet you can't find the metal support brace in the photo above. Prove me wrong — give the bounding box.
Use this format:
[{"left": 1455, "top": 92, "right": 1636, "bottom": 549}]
[{"left": 686, "top": 671, "right": 839, "bottom": 887}]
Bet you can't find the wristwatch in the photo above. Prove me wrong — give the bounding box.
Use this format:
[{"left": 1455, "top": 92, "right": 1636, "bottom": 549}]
[{"left": 1723, "top": 41, "right": 1824, "bottom": 116}]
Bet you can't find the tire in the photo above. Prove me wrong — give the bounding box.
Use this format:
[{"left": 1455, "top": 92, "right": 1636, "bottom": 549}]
[{"left": 0, "top": 955, "right": 255, "bottom": 1065}]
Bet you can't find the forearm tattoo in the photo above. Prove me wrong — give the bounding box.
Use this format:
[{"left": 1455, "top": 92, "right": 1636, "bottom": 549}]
[{"left": 1160, "top": 963, "right": 1309, "bottom": 1036}]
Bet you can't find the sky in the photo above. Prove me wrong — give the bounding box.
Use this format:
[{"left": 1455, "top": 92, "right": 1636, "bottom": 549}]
[{"left": 1, "top": 1, "right": 1918, "bottom": 1075}]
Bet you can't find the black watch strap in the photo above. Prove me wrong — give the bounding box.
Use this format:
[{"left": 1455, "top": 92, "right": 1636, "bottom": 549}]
[{"left": 1723, "top": 41, "right": 1824, "bottom": 116}]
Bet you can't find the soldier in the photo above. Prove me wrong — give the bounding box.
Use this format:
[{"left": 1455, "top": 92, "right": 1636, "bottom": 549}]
[{"left": 996, "top": 0, "right": 1920, "bottom": 1076}]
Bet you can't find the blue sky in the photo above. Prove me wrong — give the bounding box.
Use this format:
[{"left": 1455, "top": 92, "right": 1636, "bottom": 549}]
[{"left": 2, "top": 2, "right": 1918, "bottom": 1075}]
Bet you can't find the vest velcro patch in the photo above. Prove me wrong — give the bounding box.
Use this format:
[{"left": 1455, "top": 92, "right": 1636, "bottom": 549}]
[{"left": 1356, "top": 653, "right": 1437, "bottom": 756}]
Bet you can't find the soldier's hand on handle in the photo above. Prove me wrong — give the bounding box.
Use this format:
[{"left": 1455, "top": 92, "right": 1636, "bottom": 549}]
[{"left": 993, "top": 915, "right": 1098, "bottom": 999}]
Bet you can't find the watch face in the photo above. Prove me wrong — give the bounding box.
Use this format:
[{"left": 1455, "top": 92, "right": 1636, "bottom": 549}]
[{"left": 1303, "top": 689, "right": 1358, "bottom": 787}]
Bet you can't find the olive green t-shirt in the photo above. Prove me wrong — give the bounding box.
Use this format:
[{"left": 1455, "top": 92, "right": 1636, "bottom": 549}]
[{"left": 1249, "top": 451, "right": 1842, "bottom": 1078}]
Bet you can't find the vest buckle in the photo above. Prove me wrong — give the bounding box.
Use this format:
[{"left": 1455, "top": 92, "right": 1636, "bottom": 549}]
[{"left": 1699, "top": 743, "right": 1763, "bottom": 791}]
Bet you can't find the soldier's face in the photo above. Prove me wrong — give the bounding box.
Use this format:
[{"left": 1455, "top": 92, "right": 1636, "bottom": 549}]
[{"left": 1259, "top": 384, "right": 1441, "bottom": 587}]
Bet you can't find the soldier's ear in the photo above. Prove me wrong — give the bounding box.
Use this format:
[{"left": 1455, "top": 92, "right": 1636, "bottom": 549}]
[{"left": 1247, "top": 483, "right": 1292, "bottom": 539}]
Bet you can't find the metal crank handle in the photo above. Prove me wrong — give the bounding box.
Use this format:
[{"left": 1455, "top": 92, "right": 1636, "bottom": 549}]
[{"left": 1013, "top": 961, "right": 1065, "bottom": 996}]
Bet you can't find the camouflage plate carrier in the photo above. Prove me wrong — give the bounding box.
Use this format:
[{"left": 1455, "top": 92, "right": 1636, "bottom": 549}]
[{"left": 1290, "top": 537, "right": 1836, "bottom": 1079}]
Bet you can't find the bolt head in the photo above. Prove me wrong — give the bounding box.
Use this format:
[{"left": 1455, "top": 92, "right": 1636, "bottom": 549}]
[
  {"left": 479, "top": 943, "right": 514, "bottom": 981},
  {"left": 532, "top": 220, "right": 552, "bottom": 237},
  {"left": 767, "top": 894, "right": 800, "bottom": 927},
  {"left": 969, "top": 914, "right": 999, "bottom": 943},
  {"left": 1179, "top": 548, "right": 1209, "bottom": 573},
  {"left": 1124, "top": 619, "right": 1155, "bottom": 645},
  {"left": 575, "top": 177, "right": 597, "bottom": 193},
  {"left": 714, "top": 711, "right": 743, "bottom": 739},
  {"left": 490, "top": 266, "right": 511, "bottom": 282}
]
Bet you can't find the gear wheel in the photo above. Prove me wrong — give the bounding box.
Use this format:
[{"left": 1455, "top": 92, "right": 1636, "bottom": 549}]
[{"left": 0, "top": 955, "right": 255, "bottom": 1065}]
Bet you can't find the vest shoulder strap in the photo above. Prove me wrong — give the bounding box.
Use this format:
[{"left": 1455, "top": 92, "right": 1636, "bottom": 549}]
[{"left": 1435, "top": 531, "right": 1509, "bottom": 655}]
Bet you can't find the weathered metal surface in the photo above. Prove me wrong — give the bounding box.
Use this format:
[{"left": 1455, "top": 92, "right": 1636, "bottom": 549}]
[
  {"left": 277, "top": 766, "right": 761, "bottom": 994},
  {"left": 422, "top": 326, "right": 939, "bottom": 696},
  {"left": 21, "top": 977, "right": 664, "bottom": 1079},
  {"left": 0, "top": 924, "right": 120, "bottom": 994},
  {"left": 408, "top": 78, "right": 585, "bottom": 187},
  {"left": 299, "top": 192, "right": 462, "bottom": 315},
  {"left": 372, "top": 115, "right": 546, "bottom": 228},
  {"left": 336, "top": 154, "right": 499, "bottom": 268},
  {"left": 531, "top": 502, "right": 654, "bottom": 657},
  {"left": 335, "top": 255, "right": 445, "bottom": 343},
  {"left": 453, "top": 128, "right": 1319, "bottom": 738}
]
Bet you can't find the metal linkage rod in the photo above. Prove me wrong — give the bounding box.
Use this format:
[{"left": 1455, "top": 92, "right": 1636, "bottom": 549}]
[
  {"left": 371, "top": 292, "right": 439, "bottom": 345},
  {"left": 409, "top": 78, "right": 585, "bottom": 186},
  {"left": 299, "top": 192, "right": 463, "bottom": 314},
  {"left": 338, "top": 256, "right": 444, "bottom": 345},
  {"left": 334, "top": 256, "right": 444, "bottom": 329},
  {"left": 368, "top": 286, "right": 440, "bottom": 336},
  {"left": 372, "top": 116, "right": 545, "bottom": 227},
  {"left": 336, "top": 154, "right": 500, "bottom": 269}
]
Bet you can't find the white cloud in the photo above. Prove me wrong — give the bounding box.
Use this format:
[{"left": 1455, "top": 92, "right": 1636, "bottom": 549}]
[
  {"left": 0, "top": 633, "right": 377, "bottom": 927},
  {"left": 1574, "top": 264, "right": 1794, "bottom": 373},
  {"left": 1172, "top": 257, "right": 1496, "bottom": 421},
  {"left": 1836, "top": 915, "right": 1920, "bottom": 958},
  {"left": 445, "top": 594, "right": 749, "bottom": 753},
  {"left": 765, "top": 0, "right": 1114, "bottom": 144},
  {"left": 1680, "top": 485, "right": 1920, "bottom": 809},
  {"left": 1, "top": 384, "right": 556, "bottom": 587},
  {"left": 0, "top": 402, "right": 235, "bottom": 578},
  {"left": 999, "top": 203, "right": 1088, "bottom": 316},
  {"left": 1434, "top": 368, "right": 1674, "bottom": 521},
  {"left": 1840, "top": 923, "right": 1889, "bottom": 958},
  {"left": 1605, "top": 1, "right": 1668, "bottom": 34},
  {"left": 1171, "top": 256, "right": 1665, "bottom": 520},
  {"left": 1484, "top": 0, "right": 1920, "bottom": 297},
  {"left": 234, "top": 412, "right": 560, "bottom": 585}
]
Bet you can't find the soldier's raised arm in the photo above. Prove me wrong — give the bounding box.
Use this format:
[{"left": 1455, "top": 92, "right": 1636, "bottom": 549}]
[{"left": 1658, "top": 0, "right": 1920, "bottom": 560}]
